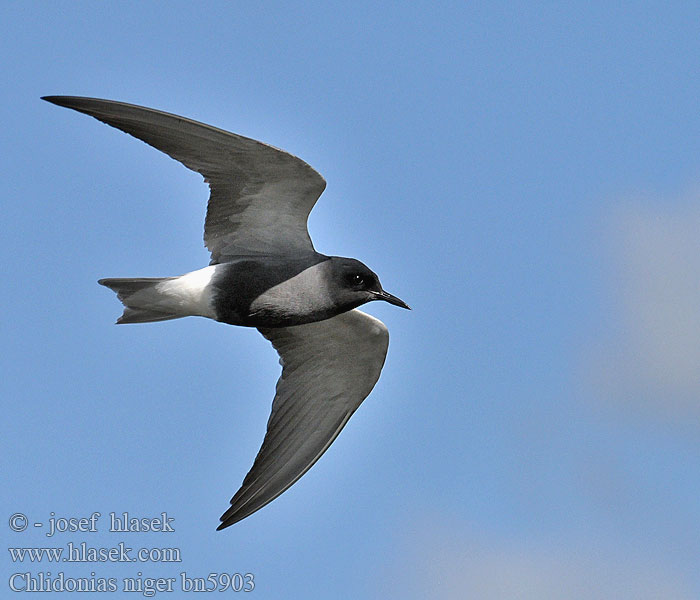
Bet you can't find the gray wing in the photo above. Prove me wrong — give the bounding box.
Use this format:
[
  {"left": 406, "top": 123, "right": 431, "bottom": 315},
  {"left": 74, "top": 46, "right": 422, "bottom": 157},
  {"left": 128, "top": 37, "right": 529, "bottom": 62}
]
[
  {"left": 217, "top": 309, "right": 389, "bottom": 529},
  {"left": 42, "top": 96, "right": 326, "bottom": 261}
]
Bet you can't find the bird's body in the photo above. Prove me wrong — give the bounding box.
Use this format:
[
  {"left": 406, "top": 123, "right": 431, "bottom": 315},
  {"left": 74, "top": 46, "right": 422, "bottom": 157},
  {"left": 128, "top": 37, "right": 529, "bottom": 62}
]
[
  {"left": 101, "top": 253, "right": 387, "bottom": 328},
  {"left": 209, "top": 254, "right": 335, "bottom": 327},
  {"left": 44, "top": 96, "right": 409, "bottom": 529}
]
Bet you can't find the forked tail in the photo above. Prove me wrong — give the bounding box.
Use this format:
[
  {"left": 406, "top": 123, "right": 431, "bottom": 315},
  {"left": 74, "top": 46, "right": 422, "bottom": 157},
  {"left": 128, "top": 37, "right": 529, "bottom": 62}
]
[{"left": 98, "top": 277, "right": 180, "bottom": 324}]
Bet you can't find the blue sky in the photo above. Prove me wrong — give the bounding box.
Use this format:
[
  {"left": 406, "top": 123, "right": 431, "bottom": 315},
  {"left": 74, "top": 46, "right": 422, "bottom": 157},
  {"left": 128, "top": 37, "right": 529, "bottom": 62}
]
[{"left": 3, "top": 2, "right": 700, "bottom": 598}]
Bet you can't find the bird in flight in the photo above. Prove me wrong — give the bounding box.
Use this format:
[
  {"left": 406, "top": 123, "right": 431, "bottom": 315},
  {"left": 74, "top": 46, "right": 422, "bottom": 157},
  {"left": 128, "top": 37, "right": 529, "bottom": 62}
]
[{"left": 43, "top": 96, "right": 409, "bottom": 529}]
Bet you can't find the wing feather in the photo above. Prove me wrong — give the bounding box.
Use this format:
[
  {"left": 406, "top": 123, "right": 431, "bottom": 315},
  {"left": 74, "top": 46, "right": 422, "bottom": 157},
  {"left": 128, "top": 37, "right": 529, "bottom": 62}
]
[
  {"left": 217, "top": 310, "right": 389, "bottom": 529},
  {"left": 42, "top": 96, "right": 326, "bottom": 261}
]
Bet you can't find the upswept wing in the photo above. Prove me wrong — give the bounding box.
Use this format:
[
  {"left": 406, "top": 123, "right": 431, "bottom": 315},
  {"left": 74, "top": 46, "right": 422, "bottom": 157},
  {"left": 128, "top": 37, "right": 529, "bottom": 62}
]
[
  {"left": 218, "top": 309, "right": 389, "bottom": 529},
  {"left": 42, "top": 96, "right": 326, "bottom": 261}
]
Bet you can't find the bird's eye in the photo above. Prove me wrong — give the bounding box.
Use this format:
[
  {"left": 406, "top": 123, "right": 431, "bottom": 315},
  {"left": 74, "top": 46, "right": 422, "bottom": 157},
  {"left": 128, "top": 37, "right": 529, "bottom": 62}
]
[{"left": 350, "top": 274, "right": 366, "bottom": 287}]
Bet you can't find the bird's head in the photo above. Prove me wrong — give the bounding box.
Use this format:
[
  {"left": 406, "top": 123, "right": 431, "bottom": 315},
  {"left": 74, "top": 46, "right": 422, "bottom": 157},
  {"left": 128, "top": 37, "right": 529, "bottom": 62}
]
[{"left": 328, "top": 257, "right": 410, "bottom": 312}]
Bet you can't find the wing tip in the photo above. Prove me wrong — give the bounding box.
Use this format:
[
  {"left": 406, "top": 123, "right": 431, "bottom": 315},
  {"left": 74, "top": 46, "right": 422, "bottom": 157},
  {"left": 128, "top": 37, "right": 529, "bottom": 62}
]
[
  {"left": 42, "top": 96, "right": 96, "bottom": 113},
  {"left": 216, "top": 507, "right": 246, "bottom": 531},
  {"left": 41, "top": 95, "right": 105, "bottom": 112},
  {"left": 41, "top": 95, "right": 73, "bottom": 107}
]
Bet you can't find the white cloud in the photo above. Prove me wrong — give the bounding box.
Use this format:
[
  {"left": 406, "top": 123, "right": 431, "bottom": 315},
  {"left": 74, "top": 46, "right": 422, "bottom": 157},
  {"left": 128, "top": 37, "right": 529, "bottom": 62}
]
[
  {"left": 380, "top": 518, "right": 694, "bottom": 600},
  {"left": 587, "top": 197, "right": 700, "bottom": 422}
]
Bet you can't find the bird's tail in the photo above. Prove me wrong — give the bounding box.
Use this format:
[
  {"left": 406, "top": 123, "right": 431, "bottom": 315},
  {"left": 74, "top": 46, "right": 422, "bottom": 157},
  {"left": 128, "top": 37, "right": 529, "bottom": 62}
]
[{"left": 98, "top": 277, "right": 181, "bottom": 324}]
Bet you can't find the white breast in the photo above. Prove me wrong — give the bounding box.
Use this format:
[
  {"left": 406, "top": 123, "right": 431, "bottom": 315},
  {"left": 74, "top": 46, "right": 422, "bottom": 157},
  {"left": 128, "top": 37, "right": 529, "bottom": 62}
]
[{"left": 250, "top": 261, "right": 334, "bottom": 319}]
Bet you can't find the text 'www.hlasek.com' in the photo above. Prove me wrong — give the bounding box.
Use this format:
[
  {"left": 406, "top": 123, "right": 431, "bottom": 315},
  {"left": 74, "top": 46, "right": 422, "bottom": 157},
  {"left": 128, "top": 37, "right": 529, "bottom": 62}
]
[{"left": 7, "top": 511, "right": 255, "bottom": 595}]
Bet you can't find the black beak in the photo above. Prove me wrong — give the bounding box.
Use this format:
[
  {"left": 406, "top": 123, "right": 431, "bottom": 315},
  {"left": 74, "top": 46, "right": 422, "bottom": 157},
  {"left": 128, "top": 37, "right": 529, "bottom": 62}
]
[{"left": 374, "top": 290, "right": 411, "bottom": 310}]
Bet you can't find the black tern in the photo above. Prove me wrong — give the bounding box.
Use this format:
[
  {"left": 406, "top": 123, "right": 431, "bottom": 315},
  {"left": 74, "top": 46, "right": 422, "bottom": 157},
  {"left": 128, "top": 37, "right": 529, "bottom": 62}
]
[{"left": 43, "top": 96, "right": 409, "bottom": 529}]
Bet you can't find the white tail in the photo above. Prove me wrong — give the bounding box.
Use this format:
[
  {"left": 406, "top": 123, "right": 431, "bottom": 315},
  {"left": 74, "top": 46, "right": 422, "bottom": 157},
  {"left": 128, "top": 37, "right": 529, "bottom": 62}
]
[{"left": 99, "top": 266, "right": 219, "bottom": 324}]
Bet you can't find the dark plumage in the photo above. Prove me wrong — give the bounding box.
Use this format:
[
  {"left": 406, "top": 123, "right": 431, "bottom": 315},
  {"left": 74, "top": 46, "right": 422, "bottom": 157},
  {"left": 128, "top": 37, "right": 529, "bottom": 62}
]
[{"left": 44, "top": 96, "right": 409, "bottom": 529}]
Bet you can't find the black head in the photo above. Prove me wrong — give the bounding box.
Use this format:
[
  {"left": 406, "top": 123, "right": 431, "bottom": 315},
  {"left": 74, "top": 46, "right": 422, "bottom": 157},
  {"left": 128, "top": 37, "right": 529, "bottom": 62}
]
[{"left": 328, "top": 257, "right": 410, "bottom": 311}]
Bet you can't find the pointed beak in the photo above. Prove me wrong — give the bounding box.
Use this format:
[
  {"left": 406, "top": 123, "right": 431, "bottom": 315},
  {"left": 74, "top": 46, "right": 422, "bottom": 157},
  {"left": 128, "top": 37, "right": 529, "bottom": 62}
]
[{"left": 374, "top": 290, "right": 411, "bottom": 310}]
